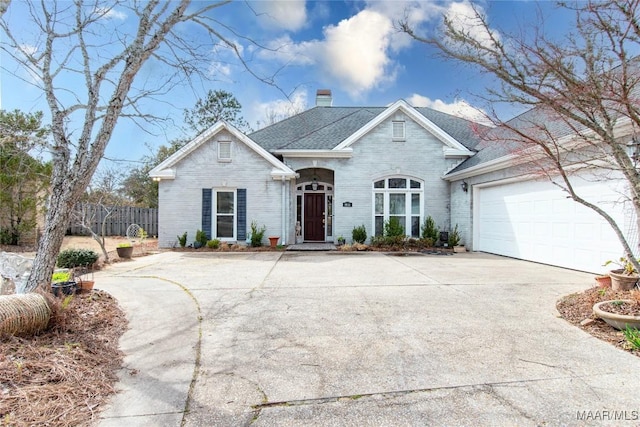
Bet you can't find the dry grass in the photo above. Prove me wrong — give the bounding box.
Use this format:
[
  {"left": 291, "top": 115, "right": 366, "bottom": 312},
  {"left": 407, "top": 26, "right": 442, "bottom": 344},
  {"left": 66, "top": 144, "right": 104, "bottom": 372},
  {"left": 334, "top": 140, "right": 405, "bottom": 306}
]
[{"left": 0, "top": 290, "right": 127, "bottom": 426}]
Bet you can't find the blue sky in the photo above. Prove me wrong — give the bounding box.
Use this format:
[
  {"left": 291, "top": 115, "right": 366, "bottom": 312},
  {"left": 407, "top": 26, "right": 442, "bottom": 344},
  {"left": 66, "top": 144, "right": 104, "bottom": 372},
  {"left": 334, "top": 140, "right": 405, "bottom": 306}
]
[{"left": 0, "top": 1, "right": 574, "bottom": 168}]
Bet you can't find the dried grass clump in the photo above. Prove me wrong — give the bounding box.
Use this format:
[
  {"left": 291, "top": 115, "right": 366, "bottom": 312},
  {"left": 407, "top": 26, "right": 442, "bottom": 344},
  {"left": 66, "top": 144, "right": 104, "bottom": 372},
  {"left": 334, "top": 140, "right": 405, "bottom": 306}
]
[
  {"left": 0, "top": 293, "right": 51, "bottom": 336},
  {"left": 0, "top": 290, "right": 127, "bottom": 426}
]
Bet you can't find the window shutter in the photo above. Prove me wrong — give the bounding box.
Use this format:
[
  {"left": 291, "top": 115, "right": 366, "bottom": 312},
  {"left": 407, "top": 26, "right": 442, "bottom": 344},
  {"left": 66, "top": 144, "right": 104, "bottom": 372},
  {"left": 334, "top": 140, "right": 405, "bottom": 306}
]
[
  {"left": 202, "top": 189, "right": 212, "bottom": 239},
  {"left": 237, "top": 188, "right": 247, "bottom": 240}
]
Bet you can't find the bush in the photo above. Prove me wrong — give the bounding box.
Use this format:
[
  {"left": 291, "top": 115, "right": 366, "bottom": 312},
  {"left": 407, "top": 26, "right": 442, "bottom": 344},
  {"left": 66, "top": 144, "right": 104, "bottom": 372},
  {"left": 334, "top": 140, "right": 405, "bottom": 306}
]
[
  {"left": 448, "top": 224, "right": 461, "bottom": 247},
  {"left": 177, "top": 232, "right": 187, "bottom": 248},
  {"left": 0, "top": 227, "right": 15, "bottom": 245},
  {"left": 250, "top": 221, "right": 266, "bottom": 247},
  {"left": 421, "top": 216, "right": 439, "bottom": 241},
  {"left": 420, "top": 237, "right": 435, "bottom": 247},
  {"left": 207, "top": 239, "right": 220, "bottom": 249},
  {"left": 56, "top": 249, "right": 99, "bottom": 268},
  {"left": 117, "top": 242, "right": 132, "bottom": 248},
  {"left": 352, "top": 225, "right": 367, "bottom": 244},
  {"left": 195, "top": 229, "right": 208, "bottom": 247},
  {"left": 51, "top": 271, "right": 71, "bottom": 283},
  {"left": 384, "top": 217, "right": 405, "bottom": 238}
]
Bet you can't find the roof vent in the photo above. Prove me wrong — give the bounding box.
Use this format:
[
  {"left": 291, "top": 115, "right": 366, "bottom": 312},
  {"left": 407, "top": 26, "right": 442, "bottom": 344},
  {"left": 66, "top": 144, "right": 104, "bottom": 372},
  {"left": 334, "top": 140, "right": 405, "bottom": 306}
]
[{"left": 316, "top": 89, "right": 332, "bottom": 107}]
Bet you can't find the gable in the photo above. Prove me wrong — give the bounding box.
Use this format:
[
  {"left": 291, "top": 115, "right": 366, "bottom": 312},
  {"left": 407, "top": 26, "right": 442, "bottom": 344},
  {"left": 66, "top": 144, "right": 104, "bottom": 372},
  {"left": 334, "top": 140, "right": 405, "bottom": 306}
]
[
  {"left": 333, "top": 100, "right": 475, "bottom": 159},
  {"left": 149, "top": 121, "right": 297, "bottom": 181}
]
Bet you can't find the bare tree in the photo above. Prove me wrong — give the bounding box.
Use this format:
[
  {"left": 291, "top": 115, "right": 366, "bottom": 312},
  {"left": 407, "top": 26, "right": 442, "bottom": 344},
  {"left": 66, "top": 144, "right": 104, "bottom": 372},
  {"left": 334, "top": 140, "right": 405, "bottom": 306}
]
[
  {"left": 72, "top": 167, "right": 127, "bottom": 262},
  {"left": 73, "top": 202, "right": 117, "bottom": 263},
  {"left": 401, "top": 0, "right": 640, "bottom": 271},
  {"left": 0, "top": 0, "right": 267, "bottom": 292}
]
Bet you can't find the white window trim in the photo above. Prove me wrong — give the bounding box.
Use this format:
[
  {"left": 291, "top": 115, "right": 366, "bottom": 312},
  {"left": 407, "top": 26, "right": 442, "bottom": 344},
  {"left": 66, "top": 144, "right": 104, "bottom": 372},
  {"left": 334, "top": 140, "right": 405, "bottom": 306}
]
[
  {"left": 218, "top": 140, "right": 232, "bottom": 162},
  {"left": 372, "top": 177, "right": 423, "bottom": 238},
  {"left": 213, "top": 188, "right": 237, "bottom": 241},
  {"left": 392, "top": 120, "right": 406, "bottom": 141}
]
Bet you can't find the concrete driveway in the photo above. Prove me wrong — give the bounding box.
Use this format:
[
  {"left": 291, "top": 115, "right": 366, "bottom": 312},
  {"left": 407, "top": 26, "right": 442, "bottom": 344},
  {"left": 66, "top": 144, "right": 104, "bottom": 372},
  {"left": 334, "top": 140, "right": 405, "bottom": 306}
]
[{"left": 96, "top": 251, "right": 640, "bottom": 426}]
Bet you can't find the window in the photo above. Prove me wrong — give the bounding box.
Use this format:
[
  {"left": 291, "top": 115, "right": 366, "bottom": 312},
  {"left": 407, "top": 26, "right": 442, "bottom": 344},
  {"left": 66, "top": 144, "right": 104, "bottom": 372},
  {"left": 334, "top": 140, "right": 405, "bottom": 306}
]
[
  {"left": 218, "top": 141, "right": 232, "bottom": 162},
  {"left": 215, "top": 190, "right": 235, "bottom": 239},
  {"left": 392, "top": 121, "right": 405, "bottom": 141},
  {"left": 372, "top": 177, "right": 423, "bottom": 238}
]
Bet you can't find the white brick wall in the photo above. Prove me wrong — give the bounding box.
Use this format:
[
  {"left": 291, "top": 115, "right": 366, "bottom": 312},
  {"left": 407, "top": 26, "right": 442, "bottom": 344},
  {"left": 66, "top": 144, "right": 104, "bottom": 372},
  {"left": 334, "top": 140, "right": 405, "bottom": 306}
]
[
  {"left": 157, "top": 130, "right": 284, "bottom": 248},
  {"left": 285, "top": 112, "right": 454, "bottom": 243}
]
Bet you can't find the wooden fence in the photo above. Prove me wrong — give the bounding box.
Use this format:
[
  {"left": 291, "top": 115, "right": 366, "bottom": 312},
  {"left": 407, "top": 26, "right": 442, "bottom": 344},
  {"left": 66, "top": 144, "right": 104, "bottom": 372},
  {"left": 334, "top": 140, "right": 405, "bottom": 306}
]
[{"left": 67, "top": 203, "right": 158, "bottom": 237}]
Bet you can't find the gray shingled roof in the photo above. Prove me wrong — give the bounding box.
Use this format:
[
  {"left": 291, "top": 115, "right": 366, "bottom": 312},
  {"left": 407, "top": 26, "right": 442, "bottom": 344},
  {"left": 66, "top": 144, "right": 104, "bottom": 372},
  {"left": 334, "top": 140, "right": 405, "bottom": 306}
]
[
  {"left": 446, "top": 105, "right": 589, "bottom": 174},
  {"left": 249, "top": 106, "right": 487, "bottom": 151},
  {"left": 447, "top": 58, "right": 640, "bottom": 175}
]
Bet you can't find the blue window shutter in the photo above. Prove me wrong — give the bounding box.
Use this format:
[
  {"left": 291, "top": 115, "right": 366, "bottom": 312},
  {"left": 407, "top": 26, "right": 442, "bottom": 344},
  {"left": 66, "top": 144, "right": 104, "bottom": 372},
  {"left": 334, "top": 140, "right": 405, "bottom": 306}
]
[
  {"left": 237, "top": 189, "right": 247, "bottom": 240},
  {"left": 202, "top": 189, "right": 212, "bottom": 240}
]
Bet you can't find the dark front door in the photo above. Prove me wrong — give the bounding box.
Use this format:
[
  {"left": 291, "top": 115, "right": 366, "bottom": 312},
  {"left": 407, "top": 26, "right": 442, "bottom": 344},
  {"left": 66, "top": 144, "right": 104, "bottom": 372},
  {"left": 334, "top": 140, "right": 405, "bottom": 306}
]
[{"left": 304, "top": 193, "right": 325, "bottom": 241}]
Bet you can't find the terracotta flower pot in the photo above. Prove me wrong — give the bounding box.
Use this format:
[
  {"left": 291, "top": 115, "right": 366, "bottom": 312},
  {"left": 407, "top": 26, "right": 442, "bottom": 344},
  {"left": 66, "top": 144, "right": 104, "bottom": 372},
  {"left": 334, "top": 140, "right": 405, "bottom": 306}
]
[
  {"left": 609, "top": 269, "right": 638, "bottom": 291},
  {"left": 268, "top": 236, "right": 279, "bottom": 248},
  {"left": 594, "top": 275, "right": 611, "bottom": 288},
  {"left": 78, "top": 280, "right": 94, "bottom": 293}
]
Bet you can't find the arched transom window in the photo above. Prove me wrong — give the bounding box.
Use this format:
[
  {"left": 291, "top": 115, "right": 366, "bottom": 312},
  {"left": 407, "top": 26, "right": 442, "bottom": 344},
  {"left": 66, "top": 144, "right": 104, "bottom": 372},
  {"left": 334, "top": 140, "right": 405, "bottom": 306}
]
[{"left": 372, "top": 177, "right": 423, "bottom": 238}]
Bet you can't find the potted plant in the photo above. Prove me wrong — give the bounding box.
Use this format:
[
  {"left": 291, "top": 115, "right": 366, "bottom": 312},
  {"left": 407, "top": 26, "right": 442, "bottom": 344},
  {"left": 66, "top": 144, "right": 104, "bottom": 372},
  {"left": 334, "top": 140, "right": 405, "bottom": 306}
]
[
  {"left": 75, "top": 265, "right": 95, "bottom": 293},
  {"left": 194, "top": 229, "right": 207, "bottom": 249},
  {"left": 448, "top": 224, "right": 465, "bottom": 253},
  {"left": 594, "top": 274, "right": 612, "bottom": 288},
  {"left": 593, "top": 295, "right": 640, "bottom": 330},
  {"left": 116, "top": 242, "right": 134, "bottom": 259},
  {"left": 51, "top": 270, "right": 76, "bottom": 296},
  {"left": 604, "top": 256, "right": 639, "bottom": 291},
  {"left": 268, "top": 236, "right": 280, "bottom": 248},
  {"left": 337, "top": 235, "right": 345, "bottom": 246}
]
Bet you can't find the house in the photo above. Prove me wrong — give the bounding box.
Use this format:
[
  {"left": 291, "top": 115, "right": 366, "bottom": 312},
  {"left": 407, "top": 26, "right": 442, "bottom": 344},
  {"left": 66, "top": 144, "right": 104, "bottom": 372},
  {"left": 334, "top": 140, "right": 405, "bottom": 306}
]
[{"left": 150, "top": 90, "right": 635, "bottom": 273}]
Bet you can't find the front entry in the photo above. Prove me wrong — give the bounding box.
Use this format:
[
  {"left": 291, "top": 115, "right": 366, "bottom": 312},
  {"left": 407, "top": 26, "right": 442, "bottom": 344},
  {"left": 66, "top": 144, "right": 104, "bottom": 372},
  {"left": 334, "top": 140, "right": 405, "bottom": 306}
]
[{"left": 304, "top": 193, "right": 325, "bottom": 241}]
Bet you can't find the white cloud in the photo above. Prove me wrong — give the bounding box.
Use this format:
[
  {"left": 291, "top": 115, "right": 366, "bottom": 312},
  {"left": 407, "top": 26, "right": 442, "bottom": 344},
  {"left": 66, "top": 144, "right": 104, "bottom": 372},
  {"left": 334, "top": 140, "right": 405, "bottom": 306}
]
[
  {"left": 264, "top": 35, "right": 317, "bottom": 66},
  {"left": 364, "top": 1, "right": 445, "bottom": 51},
  {"left": 251, "top": 0, "right": 307, "bottom": 32},
  {"left": 19, "top": 44, "right": 37, "bottom": 56},
  {"left": 95, "top": 7, "right": 127, "bottom": 20},
  {"left": 407, "top": 94, "right": 491, "bottom": 125},
  {"left": 320, "top": 10, "right": 395, "bottom": 97},
  {"left": 252, "top": 89, "right": 308, "bottom": 128},
  {"left": 261, "top": 9, "right": 399, "bottom": 98},
  {"left": 444, "top": 1, "right": 499, "bottom": 49}
]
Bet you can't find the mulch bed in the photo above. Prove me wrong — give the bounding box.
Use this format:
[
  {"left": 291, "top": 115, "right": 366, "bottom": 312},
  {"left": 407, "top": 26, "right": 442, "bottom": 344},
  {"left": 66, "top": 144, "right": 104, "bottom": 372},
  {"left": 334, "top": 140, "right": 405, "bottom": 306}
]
[
  {"left": 0, "top": 290, "right": 127, "bottom": 426},
  {"left": 556, "top": 286, "right": 640, "bottom": 357}
]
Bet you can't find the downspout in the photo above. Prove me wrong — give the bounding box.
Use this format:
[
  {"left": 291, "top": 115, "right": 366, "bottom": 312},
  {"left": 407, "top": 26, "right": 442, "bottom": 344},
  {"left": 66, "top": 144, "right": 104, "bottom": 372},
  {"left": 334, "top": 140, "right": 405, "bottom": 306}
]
[{"left": 281, "top": 176, "right": 287, "bottom": 245}]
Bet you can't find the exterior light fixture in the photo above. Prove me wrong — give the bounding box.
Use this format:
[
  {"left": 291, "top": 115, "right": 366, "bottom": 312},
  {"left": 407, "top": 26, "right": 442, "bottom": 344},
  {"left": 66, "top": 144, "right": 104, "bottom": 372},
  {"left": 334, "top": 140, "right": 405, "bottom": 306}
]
[
  {"left": 311, "top": 177, "right": 318, "bottom": 191},
  {"left": 461, "top": 181, "right": 469, "bottom": 192}
]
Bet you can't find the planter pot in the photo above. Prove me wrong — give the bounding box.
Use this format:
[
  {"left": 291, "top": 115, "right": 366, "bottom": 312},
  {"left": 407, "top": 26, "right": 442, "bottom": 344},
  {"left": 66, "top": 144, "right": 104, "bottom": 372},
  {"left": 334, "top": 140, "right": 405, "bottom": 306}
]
[
  {"left": 453, "top": 245, "right": 466, "bottom": 253},
  {"left": 593, "top": 300, "right": 640, "bottom": 330},
  {"left": 268, "top": 236, "right": 280, "bottom": 248},
  {"left": 193, "top": 241, "right": 203, "bottom": 249},
  {"left": 116, "top": 246, "right": 133, "bottom": 259},
  {"left": 51, "top": 281, "right": 77, "bottom": 297},
  {"left": 609, "top": 269, "right": 638, "bottom": 291},
  {"left": 78, "top": 280, "right": 94, "bottom": 293},
  {"left": 594, "top": 275, "right": 611, "bottom": 288}
]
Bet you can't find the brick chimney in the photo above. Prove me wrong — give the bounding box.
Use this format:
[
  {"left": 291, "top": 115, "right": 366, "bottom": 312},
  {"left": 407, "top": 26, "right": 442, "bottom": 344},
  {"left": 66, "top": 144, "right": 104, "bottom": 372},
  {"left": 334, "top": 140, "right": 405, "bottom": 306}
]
[{"left": 315, "top": 89, "right": 332, "bottom": 107}]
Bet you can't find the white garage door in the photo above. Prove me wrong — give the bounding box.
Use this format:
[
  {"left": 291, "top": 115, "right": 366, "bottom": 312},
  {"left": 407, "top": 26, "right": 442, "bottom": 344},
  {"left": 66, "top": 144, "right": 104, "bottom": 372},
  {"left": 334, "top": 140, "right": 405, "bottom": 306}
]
[{"left": 475, "top": 176, "right": 634, "bottom": 273}]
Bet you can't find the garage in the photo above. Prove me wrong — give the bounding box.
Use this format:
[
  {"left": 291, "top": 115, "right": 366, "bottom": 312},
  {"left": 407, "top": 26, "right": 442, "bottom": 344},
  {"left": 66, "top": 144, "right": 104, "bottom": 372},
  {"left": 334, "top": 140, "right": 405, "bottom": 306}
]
[{"left": 474, "top": 176, "right": 635, "bottom": 273}]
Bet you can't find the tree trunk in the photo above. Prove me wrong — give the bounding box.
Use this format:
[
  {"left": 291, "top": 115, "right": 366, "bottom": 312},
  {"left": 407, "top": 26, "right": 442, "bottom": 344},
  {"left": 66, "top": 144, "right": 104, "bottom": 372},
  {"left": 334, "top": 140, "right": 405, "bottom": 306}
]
[{"left": 25, "top": 174, "right": 76, "bottom": 293}]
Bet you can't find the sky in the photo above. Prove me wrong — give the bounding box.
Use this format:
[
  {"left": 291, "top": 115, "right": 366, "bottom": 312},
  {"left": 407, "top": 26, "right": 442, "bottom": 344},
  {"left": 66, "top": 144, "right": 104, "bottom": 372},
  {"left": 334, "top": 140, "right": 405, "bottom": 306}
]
[{"left": 0, "top": 0, "right": 576, "bottom": 169}]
